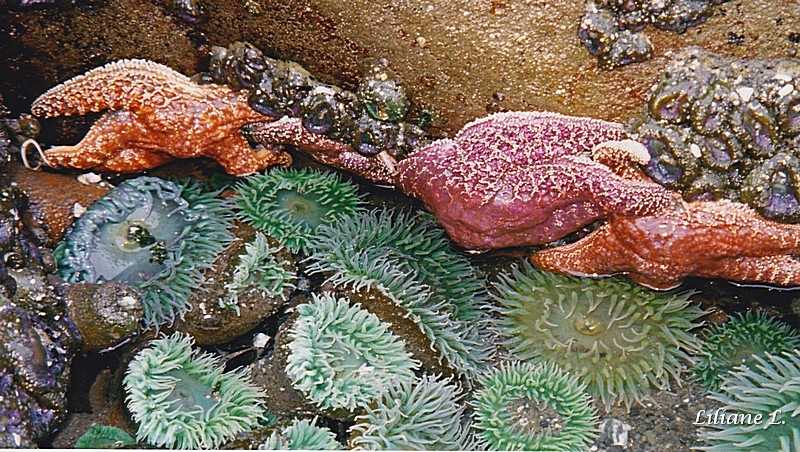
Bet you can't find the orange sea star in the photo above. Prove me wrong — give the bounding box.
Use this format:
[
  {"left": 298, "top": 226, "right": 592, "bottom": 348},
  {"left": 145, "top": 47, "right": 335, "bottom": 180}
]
[
  {"left": 530, "top": 198, "right": 800, "bottom": 290},
  {"left": 31, "top": 59, "right": 291, "bottom": 175}
]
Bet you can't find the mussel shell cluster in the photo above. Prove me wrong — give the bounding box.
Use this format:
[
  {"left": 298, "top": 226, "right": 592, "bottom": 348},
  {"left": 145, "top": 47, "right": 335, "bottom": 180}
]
[
  {"left": 633, "top": 47, "right": 800, "bottom": 222},
  {"left": 204, "top": 42, "right": 429, "bottom": 160},
  {"left": 578, "top": 0, "right": 729, "bottom": 69}
]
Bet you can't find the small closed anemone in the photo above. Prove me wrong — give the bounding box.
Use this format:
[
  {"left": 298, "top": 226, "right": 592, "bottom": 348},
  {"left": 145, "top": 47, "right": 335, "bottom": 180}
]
[
  {"left": 306, "top": 209, "right": 493, "bottom": 381},
  {"left": 221, "top": 231, "right": 296, "bottom": 312},
  {"left": 349, "top": 375, "right": 475, "bottom": 450},
  {"left": 235, "top": 168, "right": 363, "bottom": 253},
  {"left": 493, "top": 261, "right": 705, "bottom": 410},
  {"left": 695, "top": 311, "right": 800, "bottom": 392},
  {"left": 285, "top": 292, "right": 418, "bottom": 411},
  {"left": 472, "top": 361, "right": 599, "bottom": 451},
  {"left": 123, "top": 332, "right": 267, "bottom": 449},
  {"left": 259, "top": 417, "right": 342, "bottom": 450},
  {"left": 699, "top": 350, "right": 800, "bottom": 451},
  {"left": 56, "top": 176, "right": 233, "bottom": 328}
]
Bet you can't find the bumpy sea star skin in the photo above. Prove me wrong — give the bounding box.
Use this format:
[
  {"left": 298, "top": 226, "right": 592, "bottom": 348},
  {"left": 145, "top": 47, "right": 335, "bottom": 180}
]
[
  {"left": 30, "top": 59, "right": 291, "bottom": 175},
  {"left": 396, "top": 111, "right": 677, "bottom": 249},
  {"left": 531, "top": 199, "right": 800, "bottom": 290}
]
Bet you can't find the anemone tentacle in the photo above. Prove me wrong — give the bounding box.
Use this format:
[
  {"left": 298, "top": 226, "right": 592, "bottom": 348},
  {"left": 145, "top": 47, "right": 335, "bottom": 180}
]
[
  {"left": 123, "top": 332, "right": 267, "bottom": 449},
  {"left": 305, "top": 209, "right": 493, "bottom": 381},
  {"left": 56, "top": 176, "right": 234, "bottom": 328},
  {"left": 493, "top": 261, "right": 705, "bottom": 410}
]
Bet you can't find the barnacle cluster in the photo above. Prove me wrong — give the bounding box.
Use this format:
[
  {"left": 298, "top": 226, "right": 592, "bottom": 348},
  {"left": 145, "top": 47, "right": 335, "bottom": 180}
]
[
  {"left": 349, "top": 375, "right": 475, "bottom": 450},
  {"left": 633, "top": 48, "right": 800, "bottom": 221},
  {"left": 260, "top": 417, "right": 342, "bottom": 450},
  {"left": 492, "top": 261, "right": 705, "bottom": 410},
  {"left": 123, "top": 332, "right": 268, "bottom": 449},
  {"left": 699, "top": 350, "right": 800, "bottom": 451},
  {"left": 305, "top": 209, "right": 493, "bottom": 382},
  {"left": 204, "top": 41, "right": 429, "bottom": 160},
  {"left": 284, "top": 293, "right": 418, "bottom": 411},
  {"left": 235, "top": 167, "right": 363, "bottom": 253},
  {"left": 472, "top": 361, "right": 598, "bottom": 451},
  {"left": 695, "top": 311, "right": 800, "bottom": 391},
  {"left": 578, "top": 1, "right": 730, "bottom": 69},
  {"left": 55, "top": 176, "right": 234, "bottom": 328}
]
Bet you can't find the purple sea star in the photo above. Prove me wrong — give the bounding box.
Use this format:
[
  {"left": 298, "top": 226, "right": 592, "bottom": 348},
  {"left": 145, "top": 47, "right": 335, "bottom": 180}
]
[{"left": 396, "top": 111, "right": 677, "bottom": 249}]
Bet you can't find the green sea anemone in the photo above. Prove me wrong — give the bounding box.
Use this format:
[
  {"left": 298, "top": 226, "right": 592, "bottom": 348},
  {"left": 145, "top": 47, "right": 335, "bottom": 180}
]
[
  {"left": 56, "top": 176, "right": 234, "bottom": 328},
  {"left": 695, "top": 311, "right": 800, "bottom": 392},
  {"left": 285, "top": 292, "right": 418, "bottom": 411},
  {"left": 472, "top": 361, "right": 599, "bottom": 451},
  {"left": 349, "top": 375, "right": 475, "bottom": 450},
  {"left": 493, "top": 261, "right": 705, "bottom": 410},
  {"left": 221, "top": 231, "right": 297, "bottom": 313},
  {"left": 75, "top": 425, "right": 136, "bottom": 449},
  {"left": 235, "top": 167, "right": 363, "bottom": 253},
  {"left": 699, "top": 350, "right": 800, "bottom": 451},
  {"left": 123, "top": 332, "right": 267, "bottom": 449},
  {"left": 305, "top": 209, "right": 492, "bottom": 381},
  {"left": 259, "top": 417, "right": 342, "bottom": 450}
]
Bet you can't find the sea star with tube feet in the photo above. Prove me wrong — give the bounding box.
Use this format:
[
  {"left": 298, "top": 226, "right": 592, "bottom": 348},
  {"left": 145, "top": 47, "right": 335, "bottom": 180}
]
[
  {"left": 30, "top": 59, "right": 291, "bottom": 175},
  {"left": 395, "top": 111, "right": 677, "bottom": 249},
  {"left": 531, "top": 198, "right": 800, "bottom": 290}
]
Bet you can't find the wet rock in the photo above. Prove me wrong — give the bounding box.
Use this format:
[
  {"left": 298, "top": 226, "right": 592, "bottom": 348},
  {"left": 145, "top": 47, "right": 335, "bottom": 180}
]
[
  {"left": 63, "top": 281, "right": 143, "bottom": 352},
  {"left": 8, "top": 164, "right": 110, "bottom": 245}
]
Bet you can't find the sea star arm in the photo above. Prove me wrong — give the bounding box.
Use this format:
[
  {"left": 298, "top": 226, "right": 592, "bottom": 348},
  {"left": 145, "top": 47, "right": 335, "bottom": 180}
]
[
  {"left": 31, "top": 59, "right": 198, "bottom": 117},
  {"left": 99, "top": 149, "right": 176, "bottom": 172},
  {"left": 242, "top": 117, "right": 398, "bottom": 184},
  {"left": 698, "top": 255, "right": 800, "bottom": 287},
  {"left": 206, "top": 133, "right": 292, "bottom": 176},
  {"left": 43, "top": 111, "right": 140, "bottom": 169}
]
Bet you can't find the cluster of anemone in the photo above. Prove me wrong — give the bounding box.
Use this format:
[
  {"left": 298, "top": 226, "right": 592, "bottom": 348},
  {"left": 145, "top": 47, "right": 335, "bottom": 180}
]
[
  {"left": 235, "top": 167, "right": 363, "bottom": 253},
  {"left": 699, "top": 350, "right": 800, "bottom": 451},
  {"left": 285, "top": 292, "right": 419, "bottom": 411},
  {"left": 632, "top": 47, "right": 800, "bottom": 222},
  {"left": 304, "top": 208, "right": 493, "bottom": 381},
  {"left": 259, "top": 417, "right": 342, "bottom": 450},
  {"left": 578, "top": 1, "right": 729, "bottom": 69},
  {"left": 56, "top": 176, "right": 234, "bottom": 328},
  {"left": 472, "top": 361, "right": 598, "bottom": 451},
  {"left": 123, "top": 332, "right": 267, "bottom": 449},
  {"left": 695, "top": 311, "right": 800, "bottom": 391},
  {"left": 205, "top": 41, "right": 429, "bottom": 160},
  {"left": 349, "top": 375, "right": 475, "bottom": 450},
  {"left": 221, "top": 231, "right": 297, "bottom": 312},
  {"left": 492, "top": 261, "right": 705, "bottom": 410}
]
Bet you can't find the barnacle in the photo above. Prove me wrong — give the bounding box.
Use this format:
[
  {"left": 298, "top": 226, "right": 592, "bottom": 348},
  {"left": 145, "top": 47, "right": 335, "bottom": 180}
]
[
  {"left": 695, "top": 312, "right": 800, "bottom": 392},
  {"left": 493, "top": 261, "right": 705, "bottom": 410},
  {"left": 349, "top": 375, "right": 475, "bottom": 450},
  {"left": 259, "top": 417, "right": 341, "bottom": 450},
  {"left": 472, "top": 361, "right": 598, "bottom": 451},
  {"left": 235, "top": 168, "right": 363, "bottom": 253},
  {"left": 123, "top": 332, "right": 267, "bottom": 449},
  {"left": 305, "top": 209, "right": 493, "bottom": 381},
  {"left": 55, "top": 176, "right": 234, "bottom": 328},
  {"left": 699, "top": 350, "right": 800, "bottom": 451},
  {"left": 284, "top": 293, "right": 418, "bottom": 411}
]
